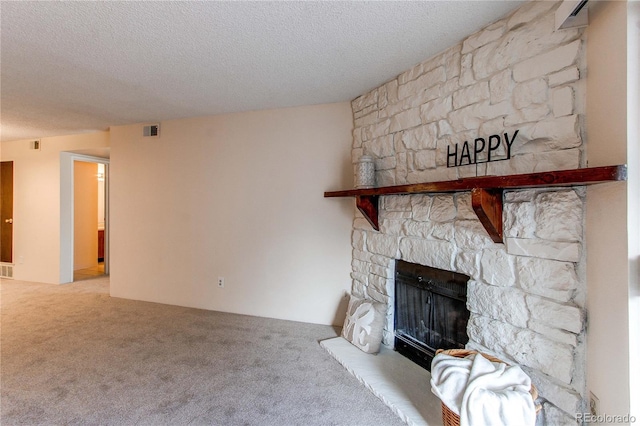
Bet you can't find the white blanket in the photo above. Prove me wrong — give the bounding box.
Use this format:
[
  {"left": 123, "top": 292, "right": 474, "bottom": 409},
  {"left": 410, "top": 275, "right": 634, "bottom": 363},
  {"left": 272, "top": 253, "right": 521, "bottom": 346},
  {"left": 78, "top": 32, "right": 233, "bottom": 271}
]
[{"left": 430, "top": 352, "right": 536, "bottom": 426}]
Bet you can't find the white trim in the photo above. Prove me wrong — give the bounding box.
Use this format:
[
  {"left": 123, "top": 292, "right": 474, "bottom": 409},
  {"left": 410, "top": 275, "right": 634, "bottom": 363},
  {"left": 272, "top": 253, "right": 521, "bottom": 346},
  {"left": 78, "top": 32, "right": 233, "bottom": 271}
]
[{"left": 60, "top": 152, "right": 110, "bottom": 284}]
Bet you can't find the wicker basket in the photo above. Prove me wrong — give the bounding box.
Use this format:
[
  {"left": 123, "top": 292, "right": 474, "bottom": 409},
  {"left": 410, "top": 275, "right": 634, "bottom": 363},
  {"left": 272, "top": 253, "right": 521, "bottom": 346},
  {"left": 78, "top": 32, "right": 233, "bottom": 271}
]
[{"left": 435, "top": 349, "right": 540, "bottom": 426}]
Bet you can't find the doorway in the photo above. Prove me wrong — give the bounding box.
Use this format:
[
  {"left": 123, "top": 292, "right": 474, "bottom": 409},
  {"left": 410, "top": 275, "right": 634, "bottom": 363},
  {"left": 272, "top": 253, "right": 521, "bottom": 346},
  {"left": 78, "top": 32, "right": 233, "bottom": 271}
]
[
  {"left": 60, "top": 152, "right": 109, "bottom": 284},
  {"left": 72, "top": 161, "right": 106, "bottom": 281},
  {"left": 1, "top": 162, "right": 14, "bottom": 277}
]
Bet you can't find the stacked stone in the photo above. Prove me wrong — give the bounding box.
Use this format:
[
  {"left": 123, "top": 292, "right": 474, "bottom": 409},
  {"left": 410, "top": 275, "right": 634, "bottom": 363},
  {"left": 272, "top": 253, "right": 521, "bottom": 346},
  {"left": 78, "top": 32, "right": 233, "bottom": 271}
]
[
  {"left": 351, "top": 1, "right": 584, "bottom": 187},
  {"left": 350, "top": 2, "right": 587, "bottom": 424}
]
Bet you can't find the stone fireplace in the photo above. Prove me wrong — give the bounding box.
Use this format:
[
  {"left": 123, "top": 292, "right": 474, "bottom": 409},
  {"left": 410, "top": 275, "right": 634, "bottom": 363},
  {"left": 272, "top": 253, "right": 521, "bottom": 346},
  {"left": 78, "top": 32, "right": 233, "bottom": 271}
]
[
  {"left": 348, "top": 1, "right": 588, "bottom": 423},
  {"left": 351, "top": 189, "right": 585, "bottom": 420}
]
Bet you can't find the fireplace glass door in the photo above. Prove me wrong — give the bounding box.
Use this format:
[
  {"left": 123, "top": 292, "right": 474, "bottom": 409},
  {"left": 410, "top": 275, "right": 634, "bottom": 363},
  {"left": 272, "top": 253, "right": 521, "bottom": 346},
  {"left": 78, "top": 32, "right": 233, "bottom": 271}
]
[{"left": 394, "top": 260, "right": 470, "bottom": 371}]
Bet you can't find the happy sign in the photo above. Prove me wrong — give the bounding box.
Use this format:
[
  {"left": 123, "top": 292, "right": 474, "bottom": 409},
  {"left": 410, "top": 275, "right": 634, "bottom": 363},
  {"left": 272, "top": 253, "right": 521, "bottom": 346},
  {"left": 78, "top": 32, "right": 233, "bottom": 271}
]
[{"left": 447, "top": 130, "right": 519, "bottom": 168}]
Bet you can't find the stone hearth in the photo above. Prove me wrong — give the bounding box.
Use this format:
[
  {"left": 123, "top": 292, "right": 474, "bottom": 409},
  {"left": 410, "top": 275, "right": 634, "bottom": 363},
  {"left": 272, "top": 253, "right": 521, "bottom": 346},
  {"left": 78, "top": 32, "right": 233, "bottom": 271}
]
[{"left": 321, "top": 337, "right": 442, "bottom": 426}]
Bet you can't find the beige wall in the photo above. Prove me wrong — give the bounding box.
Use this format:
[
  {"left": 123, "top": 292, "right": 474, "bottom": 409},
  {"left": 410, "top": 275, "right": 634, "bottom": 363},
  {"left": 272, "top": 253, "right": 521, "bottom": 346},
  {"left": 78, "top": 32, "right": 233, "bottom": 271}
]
[
  {"left": 110, "top": 102, "right": 354, "bottom": 325},
  {"left": 73, "top": 161, "right": 98, "bottom": 270},
  {"left": 586, "top": 0, "right": 636, "bottom": 419},
  {"left": 0, "top": 132, "right": 110, "bottom": 283},
  {"left": 627, "top": 0, "right": 640, "bottom": 412}
]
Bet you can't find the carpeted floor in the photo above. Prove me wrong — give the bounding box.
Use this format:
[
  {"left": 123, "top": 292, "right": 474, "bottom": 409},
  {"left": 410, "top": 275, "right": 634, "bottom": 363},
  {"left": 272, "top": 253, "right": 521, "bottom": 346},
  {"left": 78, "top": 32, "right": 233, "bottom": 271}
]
[{"left": 0, "top": 277, "right": 404, "bottom": 425}]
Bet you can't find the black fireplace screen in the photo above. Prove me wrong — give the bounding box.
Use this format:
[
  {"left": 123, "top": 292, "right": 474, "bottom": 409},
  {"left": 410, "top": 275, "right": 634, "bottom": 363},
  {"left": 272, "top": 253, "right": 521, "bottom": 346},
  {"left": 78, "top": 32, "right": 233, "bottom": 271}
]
[{"left": 394, "top": 260, "right": 470, "bottom": 371}]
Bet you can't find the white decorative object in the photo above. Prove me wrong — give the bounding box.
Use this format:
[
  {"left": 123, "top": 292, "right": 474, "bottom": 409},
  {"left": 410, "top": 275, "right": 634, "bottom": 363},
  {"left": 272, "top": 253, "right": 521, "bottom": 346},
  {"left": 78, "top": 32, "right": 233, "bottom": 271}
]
[
  {"left": 355, "top": 155, "right": 375, "bottom": 188},
  {"left": 341, "top": 295, "right": 386, "bottom": 354}
]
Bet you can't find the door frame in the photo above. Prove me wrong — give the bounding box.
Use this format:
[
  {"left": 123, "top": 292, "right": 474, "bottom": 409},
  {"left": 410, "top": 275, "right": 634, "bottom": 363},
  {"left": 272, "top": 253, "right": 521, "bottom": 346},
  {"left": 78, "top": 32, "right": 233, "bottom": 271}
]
[
  {"left": 0, "top": 161, "right": 14, "bottom": 264},
  {"left": 60, "top": 152, "right": 110, "bottom": 284}
]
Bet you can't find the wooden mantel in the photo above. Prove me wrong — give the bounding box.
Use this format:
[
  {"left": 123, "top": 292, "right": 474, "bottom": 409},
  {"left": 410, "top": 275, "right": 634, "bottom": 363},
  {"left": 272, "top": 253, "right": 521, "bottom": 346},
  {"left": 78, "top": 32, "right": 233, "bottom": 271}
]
[{"left": 324, "top": 165, "right": 627, "bottom": 243}]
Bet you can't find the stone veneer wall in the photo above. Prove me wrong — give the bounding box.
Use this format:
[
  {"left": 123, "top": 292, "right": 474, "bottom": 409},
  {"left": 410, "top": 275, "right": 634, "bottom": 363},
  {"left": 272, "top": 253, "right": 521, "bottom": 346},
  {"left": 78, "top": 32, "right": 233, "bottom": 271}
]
[{"left": 349, "top": 2, "right": 588, "bottom": 424}]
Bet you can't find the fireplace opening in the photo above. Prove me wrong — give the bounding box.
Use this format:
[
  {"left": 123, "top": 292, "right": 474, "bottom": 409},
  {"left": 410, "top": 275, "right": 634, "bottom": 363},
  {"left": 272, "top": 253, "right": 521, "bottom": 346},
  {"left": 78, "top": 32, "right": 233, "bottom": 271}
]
[{"left": 394, "top": 260, "right": 470, "bottom": 371}]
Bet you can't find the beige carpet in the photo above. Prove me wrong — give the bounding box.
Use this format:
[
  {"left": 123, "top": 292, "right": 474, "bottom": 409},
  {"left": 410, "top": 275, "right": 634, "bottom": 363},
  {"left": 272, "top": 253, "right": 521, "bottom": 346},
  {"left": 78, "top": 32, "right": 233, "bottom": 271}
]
[{"left": 1, "top": 277, "right": 403, "bottom": 425}]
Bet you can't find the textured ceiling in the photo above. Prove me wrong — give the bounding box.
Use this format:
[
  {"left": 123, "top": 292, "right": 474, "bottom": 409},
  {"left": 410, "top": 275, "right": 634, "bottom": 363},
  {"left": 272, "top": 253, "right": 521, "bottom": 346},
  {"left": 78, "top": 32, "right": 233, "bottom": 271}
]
[{"left": 0, "top": 1, "right": 525, "bottom": 142}]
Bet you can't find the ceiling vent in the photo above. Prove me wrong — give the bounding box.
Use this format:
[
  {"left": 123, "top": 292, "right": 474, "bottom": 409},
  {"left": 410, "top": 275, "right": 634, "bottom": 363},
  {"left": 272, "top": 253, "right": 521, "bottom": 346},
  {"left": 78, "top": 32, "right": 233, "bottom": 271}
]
[
  {"left": 143, "top": 124, "right": 160, "bottom": 137},
  {"left": 555, "top": 0, "right": 589, "bottom": 30}
]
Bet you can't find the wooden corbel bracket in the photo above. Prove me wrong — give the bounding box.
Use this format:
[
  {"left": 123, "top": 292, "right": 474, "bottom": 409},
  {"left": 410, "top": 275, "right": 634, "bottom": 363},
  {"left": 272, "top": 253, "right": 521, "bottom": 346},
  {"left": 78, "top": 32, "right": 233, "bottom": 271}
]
[
  {"left": 471, "top": 188, "right": 504, "bottom": 243},
  {"left": 356, "top": 195, "right": 380, "bottom": 231}
]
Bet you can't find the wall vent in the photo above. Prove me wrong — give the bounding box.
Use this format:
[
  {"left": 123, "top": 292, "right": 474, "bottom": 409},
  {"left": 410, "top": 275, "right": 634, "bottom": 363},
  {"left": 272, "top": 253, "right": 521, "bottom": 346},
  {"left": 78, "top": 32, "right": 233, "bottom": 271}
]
[
  {"left": 555, "top": 0, "right": 589, "bottom": 30},
  {"left": 0, "top": 263, "right": 14, "bottom": 279},
  {"left": 143, "top": 124, "right": 160, "bottom": 137}
]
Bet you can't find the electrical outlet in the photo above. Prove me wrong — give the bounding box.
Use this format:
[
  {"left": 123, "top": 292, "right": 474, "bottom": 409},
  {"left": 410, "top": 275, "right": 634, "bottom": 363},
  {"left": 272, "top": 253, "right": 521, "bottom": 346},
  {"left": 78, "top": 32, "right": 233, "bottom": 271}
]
[
  {"left": 217, "top": 277, "right": 225, "bottom": 288},
  {"left": 589, "top": 391, "right": 599, "bottom": 416}
]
